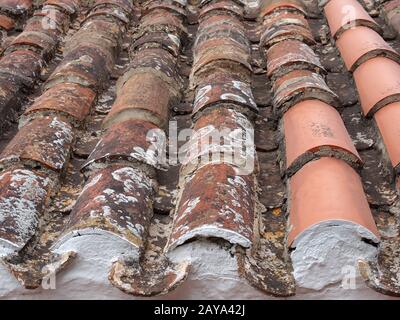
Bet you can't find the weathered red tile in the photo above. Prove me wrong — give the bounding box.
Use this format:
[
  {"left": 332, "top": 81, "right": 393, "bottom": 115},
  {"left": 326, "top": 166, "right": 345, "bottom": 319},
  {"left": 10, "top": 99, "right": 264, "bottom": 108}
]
[
  {"left": 84, "top": 119, "right": 167, "bottom": 171},
  {"left": 199, "top": 0, "right": 244, "bottom": 19},
  {"left": 0, "top": 14, "right": 15, "bottom": 31},
  {"left": 283, "top": 99, "right": 361, "bottom": 176},
  {"left": 145, "top": 0, "right": 187, "bottom": 18},
  {"left": 193, "top": 74, "right": 258, "bottom": 118},
  {"left": 194, "top": 34, "right": 250, "bottom": 62},
  {"left": 24, "top": 13, "right": 66, "bottom": 41},
  {"left": 46, "top": 45, "right": 112, "bottom": 90},
  {"left": 195, "top": 24, "right": 249, "bottom": 54},
  {"left": 132, "top": 31, "right": 181, "bottom": 57},
  {"left": 259, "top": 0, "right": 306, "bottom": 18},
  {"left": 374, "top": 102, "right": 400, "bottom": 170},
  {"left": 167, "top": 163, "right": 256, "bottom": 250},
  {"left": 384, "top": 0, "right": 400, "bottom": 35},
  {"left": 56, "top": 164, "right": 155, "bottom": 250},
  {"left": 8, "top": 31, "right": 56, "bottom": 58},
  {"left": 66, "top": 19, "right": 121, "bottom": 60},
  {"left": 104, "top": 72, "right": 171, "bottom": 130},
  {"left": 262, "top": 10, "right": 309, "bottom": 31},
  {"left": 93, "top": 0, "right": 133, "bottom": 14},
  {"left": 128, "top": 48, "right": 181, "bottom": 93},
  {"left": 23, "top": 83, "right": 96, "bottom": 124},
  {"left": 260, "top": 23, "right": 315, "bottom": 49},
  {"left": 197, "top": 13, "right": 244, "bottom": 34},
  {"left": 0, "top": 167, "right": 52, "bottom": 255},
  {"left": 0, "top": 0, "right": 32, "bottom": 14},
  {"left": 183, "top": 108, "right": 256, "bottom": 170},
  {"left": 273, "top": 69, "right": 339, "bottom": 115},
  {"left": 44, "top": 0, "right": 79, "bottom": 14},
  {"left": 0, "top": 50, "right": 43, "bottom": 88},
  {"left": 353, "top": 57, "right": 400, "bottom": 117},
  {"left": 0, "top": 76, "right": 20, "bottom": 126},
  {"left": 0, "top": 116, "right": 73, "bottom": 171},
  {"left": 288, "top": 157, "right": 379, "bottom": 245},
  {"left": 324, "top": 0, "right": 382, "bottom": 39},
  {"left": 266, "top": 39, "right": 325, "bottom": 78},
  {"left": 336, "top": 26, "right": 400, "bottom": 72},
  {"left": 85, "top": 4, "right": 130, "bottom": 24},
  {"left": 139, "top": 9, "right": 187, "bottom": 37},
  {"left": 191, "top": 42, "right": 252, "bottom": 83}
]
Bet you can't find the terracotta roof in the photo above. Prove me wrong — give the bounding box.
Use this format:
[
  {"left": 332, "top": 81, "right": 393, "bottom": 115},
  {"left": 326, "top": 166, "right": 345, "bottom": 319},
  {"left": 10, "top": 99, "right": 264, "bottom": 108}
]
[{"left": 0, "top": 0, "right": 400, "bottom": 299}]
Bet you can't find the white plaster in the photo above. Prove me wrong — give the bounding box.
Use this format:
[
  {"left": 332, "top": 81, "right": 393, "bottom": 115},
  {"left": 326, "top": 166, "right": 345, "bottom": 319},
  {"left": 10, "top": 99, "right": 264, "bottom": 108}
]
[
  {"left": 0, "top": 239, "right": 397, "bottom": 299},
  {"left": 290, "top": 220, "right": 379, "bottom": 291},
  {"left": 0, "top": 239, "right": 19, "bottom": 258},
  {"left": 52, "top": 229, "right": 141, "bottom": 262},
  {"left": 168, "top": 225, "right": 252, "bottom": 251}
]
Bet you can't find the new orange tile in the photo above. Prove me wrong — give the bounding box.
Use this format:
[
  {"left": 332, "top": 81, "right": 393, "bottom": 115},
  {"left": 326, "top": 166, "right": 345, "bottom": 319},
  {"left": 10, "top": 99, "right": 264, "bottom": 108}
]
[
  {"left": 353, "top": 57, "right": 400, "bottom": 117},
  {"left": 374, "top": 102, "right": 400, "bottom": 169},
  {"left": 288, "top": 157, "right": 379, "bottom": 245},
  {"left": 324, "top": 0, "right": 382, "bottom": 39},
  {"left": 283, "top": 100, "right": 361, "bottom": 176},
  {"left": 336, "top": 26, "right": 400, "bottom": 72}
]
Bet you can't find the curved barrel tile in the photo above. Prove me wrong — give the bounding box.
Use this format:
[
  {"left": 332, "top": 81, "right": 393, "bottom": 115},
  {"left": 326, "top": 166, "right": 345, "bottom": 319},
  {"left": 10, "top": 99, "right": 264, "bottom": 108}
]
[
  {"left": 353, "top": 57, "right": 400, "bottom": 117},
  {"left": 283, "top": 100, "right": 362, "bottom": 176},
  {"left": 0, "top": 167, "right": 53, "bottom": 257},
  {"left": 288, "top": 157, "right": 380, "bottom": 290},
  {"left": 336, "top": 26, "right": 400, "bottom": 72},
  {"left": 324, "top": 0, "right": 382, "bottom": 39},
  {"left": 167, "top": 163, "right": 256, "bottom": 251}
]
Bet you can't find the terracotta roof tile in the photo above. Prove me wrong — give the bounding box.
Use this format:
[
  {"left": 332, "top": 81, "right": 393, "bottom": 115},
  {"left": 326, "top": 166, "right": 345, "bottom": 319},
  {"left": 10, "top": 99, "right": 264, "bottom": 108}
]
[
  {"left": 104, "top": 72, "right": 171, "bottom": 129},
  {"left": 260, "top": 19, "right": 315, "bottom": 49},
  {"left": 183, "top": 107, "right": 256, "bottom": 168},
  {"left": 272, "top": 69, "right": 339, "bottom": 114},
  {"left": 324, "top": 0, "right": 382, "bottom": 39},
  {"left": 23, "top": 83, "right": 96, "bottom": 125},
  {"left": 8, "top": 31, "right": 57, "bottom": 57},
  {"left": 46, "top": 45, "right": 113, "bottom": 91},
  {"left": 192, "top": 73, "right": 258, "bottom": 118},
  {"left": 259, "top": 0, "right": 306, "bottom": 18},
  {"left": 283, "top": 99, "right": 362, "bottom": 176},
  {"left": 131, "top": 31, "right": 181, "bottom": 57},
  {"left": 383, "top": 0, "right": 400, "bottom": 35},
  {"left": 353, "top": 57, "right": 400, "bottom": 116},
  {"left": 0, "top": 116, "right": 74, "bottom": 171},
  {"left": 198, "top": 0, "right": 244, "bottom": 19},
  {"left": 168, "top": 163, "right": 256, "bottom": 250},
  {"left": 0, "top": 49, "right": 43, "bottom": 88},
  {"left": 145, "top": 1, "right": 187, "bottom": 18},
  {"left": 287, "top": 157, "right": 379, "bottom": 245},
  {"left": 374, "top": 102, "right": 400, "bottom": 170},
  {"left": 54, "top": 164, "right": 155, "bottom": 251},
  {"left": 336, "top": 26, "right": 400, "bottom": 72},
  {"left": 84, "top": 119, "right": 167, "bottom": 171},
  {"left": 0, "top": 0, "right": 32, "bottom": 15},
  {"left": 0, "top": 14, "right": 15, "bottom": 31},
  {"left": 266, "top": 39, "right": 325, "bottom": 78},
  {"left": 0, "top": 167, "right": 54, "bottom": 255},
  {"left": 44, "top": 0, "right": 79, "bottom": 14},
  {"left": 262, "top": 10, "right": 309, "bottom": 31}
]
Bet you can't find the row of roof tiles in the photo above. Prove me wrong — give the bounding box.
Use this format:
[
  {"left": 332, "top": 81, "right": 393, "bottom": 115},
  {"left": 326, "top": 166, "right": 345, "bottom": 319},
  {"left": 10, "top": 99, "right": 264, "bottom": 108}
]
[
  {"left": 0, "top": 0, "right": 130, "bottom": 255},
  {"left": 259, "top": 0, "right": 380, "bottom": 249},
  {"left": 168, "top": 0, "right": 259, "bottom": 252},
  {"left": 0, "top": 0, "right": 79, "bottom": 132},
  {"left": 53, "top": 0, "right": 193, "bottom": 295},
  {"left": 324, "top": 0, "right": 400, "bottom": 181}
]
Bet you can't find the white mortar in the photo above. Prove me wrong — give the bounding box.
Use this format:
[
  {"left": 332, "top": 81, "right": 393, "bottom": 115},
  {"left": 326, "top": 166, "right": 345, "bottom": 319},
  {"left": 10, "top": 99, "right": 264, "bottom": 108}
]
[{"left": 290, "top": 220, "right": 379, "bottom": 291}]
